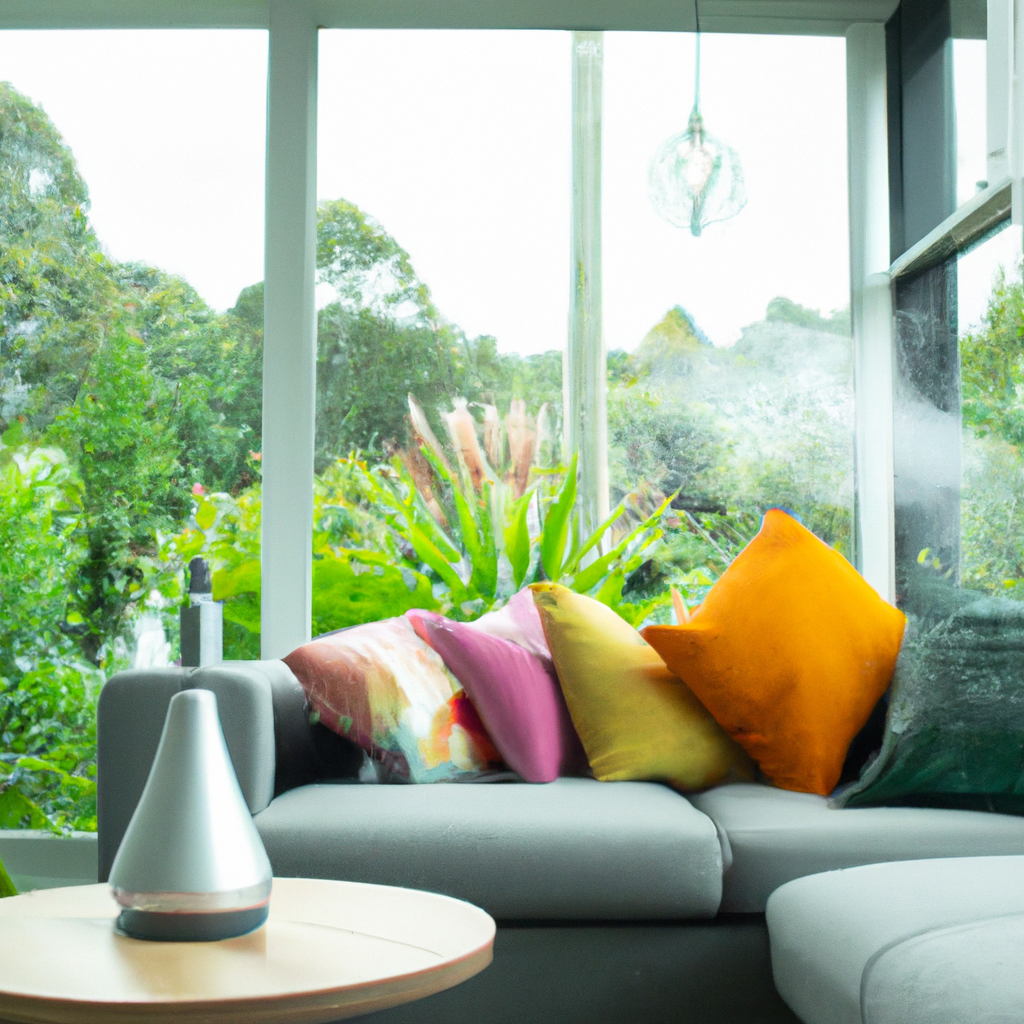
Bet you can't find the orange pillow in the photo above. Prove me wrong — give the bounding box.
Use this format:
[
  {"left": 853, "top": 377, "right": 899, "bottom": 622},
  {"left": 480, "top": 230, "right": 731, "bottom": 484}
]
[{"left": 642, "top": 510, "right": 905, "bottom": 795}]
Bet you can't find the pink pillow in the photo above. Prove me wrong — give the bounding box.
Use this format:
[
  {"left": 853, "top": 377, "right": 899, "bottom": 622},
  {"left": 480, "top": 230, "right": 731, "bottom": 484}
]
[
  {"left": 407, "top": 610, "right": 587, "bottom": 783},
  {"left": 465, "top": 588, "right": 552, "bottom": 664}
]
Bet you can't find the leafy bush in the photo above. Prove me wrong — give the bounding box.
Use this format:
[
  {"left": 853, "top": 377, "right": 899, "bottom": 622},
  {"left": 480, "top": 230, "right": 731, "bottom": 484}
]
[
  {"left": 169, "top": 395, "right": 683, "bottom": 656},
  {"left": 0, "top": 431, "right": 99, "bottom": 831},
  {"left": 0, "top": 852, "right": 15, "bottom": 896}
]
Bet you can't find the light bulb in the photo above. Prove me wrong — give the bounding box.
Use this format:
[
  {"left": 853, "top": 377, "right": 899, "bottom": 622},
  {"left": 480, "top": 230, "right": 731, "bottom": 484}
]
[{"left": 649, "top": 108, "right": 747, "bottom": 237}]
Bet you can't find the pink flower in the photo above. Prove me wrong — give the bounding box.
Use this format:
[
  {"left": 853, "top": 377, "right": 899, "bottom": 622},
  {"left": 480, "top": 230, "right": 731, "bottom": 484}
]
[{"left": 192, "top": 483, "right": 206, "bottom": 496}]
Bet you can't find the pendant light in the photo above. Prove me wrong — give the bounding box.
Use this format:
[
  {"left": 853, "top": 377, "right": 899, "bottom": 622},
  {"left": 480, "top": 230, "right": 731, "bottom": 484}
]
[{"left": 648, "top": 0, "right": 747, "bottom": 236}]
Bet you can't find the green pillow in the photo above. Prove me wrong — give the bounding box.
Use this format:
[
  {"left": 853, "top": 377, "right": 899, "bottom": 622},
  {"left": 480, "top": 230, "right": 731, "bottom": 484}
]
[{"left": 837, "top": 594, "right": 1024, "bottom": 813}]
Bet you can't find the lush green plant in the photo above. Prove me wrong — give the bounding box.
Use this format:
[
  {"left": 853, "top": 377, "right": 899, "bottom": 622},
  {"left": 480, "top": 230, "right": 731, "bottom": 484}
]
[
  {"left": 0, "top": 430, "right": 99, "bottom": 831},
  {"left": 0, "top": 853, "right": 15, "bottom": 897},
  {"left": 171, "top": 431, "right": 680, "bottom": 655},
  {"left": 47, "top": 325, "right": 185, "bottom": 665}
]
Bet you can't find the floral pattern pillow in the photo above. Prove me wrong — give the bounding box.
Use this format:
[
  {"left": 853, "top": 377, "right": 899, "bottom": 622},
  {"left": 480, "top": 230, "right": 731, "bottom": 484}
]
[{"left": 284, "top": 616, "right": 502, "bottom": 782}]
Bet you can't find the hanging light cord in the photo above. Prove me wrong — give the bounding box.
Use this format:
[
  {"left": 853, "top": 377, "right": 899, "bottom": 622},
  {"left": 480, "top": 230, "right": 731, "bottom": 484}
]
[{"left": 693, "top": 0, "right": 701, "bottom": 112}]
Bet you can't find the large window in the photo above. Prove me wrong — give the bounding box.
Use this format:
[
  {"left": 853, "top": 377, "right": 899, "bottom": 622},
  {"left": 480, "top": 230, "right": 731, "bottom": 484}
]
[
  {"left": 0, "top": 30, "right": 266, "bottom": 828},
  {"left": 3, "top": 0, "right": 997, "bottom": 833},
  {"left": 306, "top": 30, "right": 572, "bottom": 636}
]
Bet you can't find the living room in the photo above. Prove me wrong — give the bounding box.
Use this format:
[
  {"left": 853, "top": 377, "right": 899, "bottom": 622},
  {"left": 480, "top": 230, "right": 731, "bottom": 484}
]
[{"left": 2, "top": 0, "right": 1022, "bottom": 1022}]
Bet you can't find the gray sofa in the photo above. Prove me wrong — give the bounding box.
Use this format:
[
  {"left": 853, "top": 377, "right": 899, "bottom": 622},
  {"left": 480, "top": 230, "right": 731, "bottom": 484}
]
[{"left": 97, "top": 661, "right": 1024, "bottom": 1024}]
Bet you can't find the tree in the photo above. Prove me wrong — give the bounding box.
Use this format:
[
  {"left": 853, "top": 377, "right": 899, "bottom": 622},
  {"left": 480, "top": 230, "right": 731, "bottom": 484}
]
[
  {"left": 48, "top": 325, "right": 183, "bottom": 664},
  {"left": 0, "top": 83, "right": 119, "bottom": 432},
  {"left": 115, "top": 263, "right": 263, "bottom": 493},
  {"left": 961, "top": 268, "right": 1024, "bottom": 449}
]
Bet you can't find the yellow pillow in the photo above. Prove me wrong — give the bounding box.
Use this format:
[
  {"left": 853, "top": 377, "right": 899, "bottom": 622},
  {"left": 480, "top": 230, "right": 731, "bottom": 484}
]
[
  {"left": 642, "top": 509, "right": 906, "bottom": 796},
  {"left": 530, "top": 583, "right": 753, "bottom": 790}
]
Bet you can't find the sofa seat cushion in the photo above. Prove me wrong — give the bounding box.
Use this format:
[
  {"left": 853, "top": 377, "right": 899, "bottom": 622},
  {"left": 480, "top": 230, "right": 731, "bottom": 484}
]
[
  {"left": 766, "top": 856, "right": 1024, "bottom": 1024},
  {"left": 254, "top": 777, "right": 724, "bottom": 920},
  {"left": 690, "top": 783, "right": 1024, "bottom": 912}
]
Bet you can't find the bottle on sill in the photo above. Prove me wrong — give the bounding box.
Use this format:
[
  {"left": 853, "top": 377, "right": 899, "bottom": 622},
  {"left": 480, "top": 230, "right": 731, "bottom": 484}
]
[{"left": 180, "top": 556, "right": 223, "bottom": 667}]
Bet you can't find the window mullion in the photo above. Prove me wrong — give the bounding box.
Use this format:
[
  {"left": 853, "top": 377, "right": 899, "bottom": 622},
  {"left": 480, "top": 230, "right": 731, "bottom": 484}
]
[
  {"left": 262, "top": 0, "right": 318, "bottom": 658},
  {"left": 847, "top": 23, "right": 896, "bottom": 601},
  {"left": 568, "top": 30, "right": 608, "bottom": 542}
]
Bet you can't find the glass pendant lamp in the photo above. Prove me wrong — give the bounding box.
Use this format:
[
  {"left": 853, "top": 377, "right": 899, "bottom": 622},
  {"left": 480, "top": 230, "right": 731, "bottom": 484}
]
[{"left": 648, "top": 1, "right": 747, "bottom": 236}]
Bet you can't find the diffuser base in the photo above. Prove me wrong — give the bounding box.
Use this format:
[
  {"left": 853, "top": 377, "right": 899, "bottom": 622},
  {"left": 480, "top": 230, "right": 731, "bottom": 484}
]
[{"left": 117, "top": 904, "right": 268, "bottom": 942}]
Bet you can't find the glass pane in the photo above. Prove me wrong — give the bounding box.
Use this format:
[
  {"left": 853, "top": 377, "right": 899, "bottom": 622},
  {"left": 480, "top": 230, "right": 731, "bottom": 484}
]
[
  {"left": 959, "top": 223, "right": 1024, "bottom": 594},
  {"left": 0, "top": 30, "right": 266, "bottom": 830},
  {"left": 892, "top": 222, "right": 1024, "bottom": 606},
  {"left": 953, "top": 37, "right": 987, "bottom": 206},
  {"left": 602, "top": 32, "right": 852, "bottom": 614},
  {"left": 313, "top": 30, "right": 570, "bottom": 634}
]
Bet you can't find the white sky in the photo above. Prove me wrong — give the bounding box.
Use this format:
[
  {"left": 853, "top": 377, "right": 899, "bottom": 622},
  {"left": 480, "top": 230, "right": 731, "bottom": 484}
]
[
  {"left": 603, "top": 32, "right": 849, "bottom": 351},
  {"left": 0, "top": 30, "right": 268, "bottom": 312},
  {"left": 0, "top": 29, "right": 995, "bottom": 352}
]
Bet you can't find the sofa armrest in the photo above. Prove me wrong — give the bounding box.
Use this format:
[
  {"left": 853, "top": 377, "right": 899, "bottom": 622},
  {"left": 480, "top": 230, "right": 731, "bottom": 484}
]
[
  {"left": 97, "top": 659, "right": 364, "bottom": 881},
  {"left": 97, "top": 660, "right": 281, "bottom": 882},
  {"left": 97, "top": 666, "right": 195, "bottom": 882}
]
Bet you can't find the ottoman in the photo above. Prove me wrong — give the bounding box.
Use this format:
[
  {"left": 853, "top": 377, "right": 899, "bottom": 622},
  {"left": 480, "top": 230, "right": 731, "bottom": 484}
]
[{"left": 765, "top": 856, "right": 1024, "bottom": 1024}]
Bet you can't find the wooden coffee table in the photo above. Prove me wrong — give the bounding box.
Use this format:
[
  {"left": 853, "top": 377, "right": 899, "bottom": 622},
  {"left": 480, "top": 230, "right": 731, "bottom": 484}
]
[{"left": 0, "top": 877, "right": 495, "bottom": 1024}]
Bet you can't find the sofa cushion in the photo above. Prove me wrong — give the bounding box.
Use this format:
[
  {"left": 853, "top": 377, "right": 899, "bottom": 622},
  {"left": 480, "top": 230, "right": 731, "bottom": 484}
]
[
  {"left": 465, "top": 586, "right": 552, "bottom": 663},
  {"left": 838, "top": 595, "right": 1024, "bottom": 814},
  {"left": 690, "top": 783, "right": 1024, "bottom": 912},
  {"left": 284, "top": 616, "right": 502, "bottom": 782},
  {"left": 254, "top": 777, "right": 724, "bottom": 920},
  {"left": 766, "top": 856, "right": 1024, "bottom": 1024}
]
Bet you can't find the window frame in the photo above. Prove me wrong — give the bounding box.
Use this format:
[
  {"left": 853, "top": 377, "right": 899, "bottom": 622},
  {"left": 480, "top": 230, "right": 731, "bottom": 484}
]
[{"left": 5, "top": 0, "right": 949, "bottom": 655}]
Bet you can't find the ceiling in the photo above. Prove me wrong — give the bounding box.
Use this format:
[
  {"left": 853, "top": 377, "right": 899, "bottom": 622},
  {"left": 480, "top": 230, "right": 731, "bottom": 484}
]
[{"left": 0, "top": 0, "right": 984, "bottom": 38}]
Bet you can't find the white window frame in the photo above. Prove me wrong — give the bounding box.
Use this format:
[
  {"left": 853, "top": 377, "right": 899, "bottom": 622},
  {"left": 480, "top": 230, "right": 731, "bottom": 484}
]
[{"left": 5, "top": 0, "right": 931, "bottom": 655}]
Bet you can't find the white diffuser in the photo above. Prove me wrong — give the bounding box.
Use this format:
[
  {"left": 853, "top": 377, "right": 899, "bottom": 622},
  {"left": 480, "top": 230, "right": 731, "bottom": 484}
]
[{"left": 108, "top": 689, "right": 273, "bottom": 941}]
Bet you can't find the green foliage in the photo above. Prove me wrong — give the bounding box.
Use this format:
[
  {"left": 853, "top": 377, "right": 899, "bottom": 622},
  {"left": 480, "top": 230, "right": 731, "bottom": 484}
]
[
  {"left": 958, "top": 263, "right": 1024, "bottom": 597},
  {"left": 0, "top": 83, "right": 119, "bottom": 430},
  {"left": 0, "top": 431, "right": 82, "bottom": 675},
  {"left": 961, "top": 267, "right": 1024, "bottom": 449},
  {"left": 0, "top": 853, "right": 15, "bottom": 897},
  {"left": 0, "top": 433, "right": 99, "bottom": 831},
  {"left": 47, "top": 325, "right": 184, "bottom": 664},
  {"left": 116, "top": 264, "right": 263, "bottom": 494}
]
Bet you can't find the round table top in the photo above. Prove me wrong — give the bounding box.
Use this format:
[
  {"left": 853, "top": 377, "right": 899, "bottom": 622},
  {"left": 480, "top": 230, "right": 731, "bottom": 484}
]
[{"left": 0, "top": 878, "right": 494, "bottom": 1024}]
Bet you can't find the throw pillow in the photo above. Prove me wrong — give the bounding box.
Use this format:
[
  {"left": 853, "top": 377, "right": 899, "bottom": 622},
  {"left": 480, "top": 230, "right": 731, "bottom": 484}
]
[
  {"left": 530, "top": 583, "right": 754, "bottom": 790},
  {"left": 408, "top": 610, "right": 587, "bottom": 782},
  {"left": 465, "top": 587, "right": 552, "bottom": 663},
  {"left": 642, "top": 509, "right": 906, "bottom": 796},
  {"left": 836, "top": 594, "right": 1024, "bottom": 813},
  {"left": 284, "top": 616, "right": 502, "bottom": 782}
]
